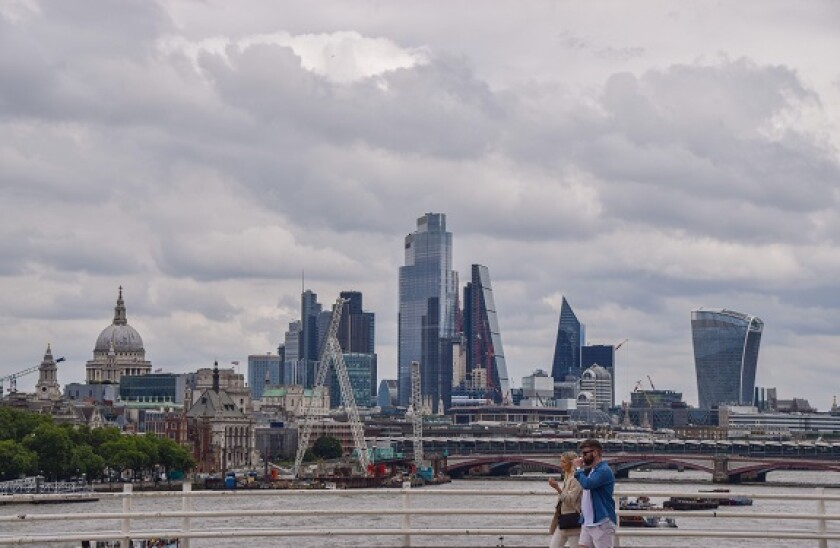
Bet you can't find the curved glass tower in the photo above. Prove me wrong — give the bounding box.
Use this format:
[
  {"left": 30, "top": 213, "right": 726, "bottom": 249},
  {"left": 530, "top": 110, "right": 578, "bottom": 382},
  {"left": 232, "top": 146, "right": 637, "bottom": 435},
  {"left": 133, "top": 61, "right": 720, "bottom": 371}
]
[
  {"left": 398, "top": 213, "right": 458, "bottom": 409},
  {"left": 691, "top": 309, "right": 763, "bottom": 409}
]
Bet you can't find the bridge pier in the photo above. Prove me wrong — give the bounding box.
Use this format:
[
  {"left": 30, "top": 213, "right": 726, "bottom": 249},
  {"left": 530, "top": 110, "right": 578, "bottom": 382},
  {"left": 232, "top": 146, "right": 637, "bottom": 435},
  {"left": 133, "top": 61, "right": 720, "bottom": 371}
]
[{"left": 713, "top": 456, "right": 730, "bottom": 484}]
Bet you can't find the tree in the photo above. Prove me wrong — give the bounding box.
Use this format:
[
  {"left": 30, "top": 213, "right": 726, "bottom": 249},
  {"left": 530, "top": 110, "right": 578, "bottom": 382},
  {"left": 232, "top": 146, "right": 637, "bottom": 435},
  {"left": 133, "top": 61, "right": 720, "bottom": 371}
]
[
  {"left": 311, "top": 436, "right": 342, "bottom": 460},
  {"left": 23, "top": 423, "right": 72, "bottom": 480},
  {"left": 0, "top": 407, "right": 52, "bottom": 442},
  {"left": 0, "top": 440, "right": 37, "bottom": 481},
  {"left": 70, "top": 444, "right": 105, "bottom": 481}
]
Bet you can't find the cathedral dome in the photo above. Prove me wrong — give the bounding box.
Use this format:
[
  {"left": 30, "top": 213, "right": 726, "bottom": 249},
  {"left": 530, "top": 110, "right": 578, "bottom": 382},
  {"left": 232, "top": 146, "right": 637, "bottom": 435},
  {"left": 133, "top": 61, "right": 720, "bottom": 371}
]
[{"left": 93, "top": 287, "right": 145, "bottom": 353}]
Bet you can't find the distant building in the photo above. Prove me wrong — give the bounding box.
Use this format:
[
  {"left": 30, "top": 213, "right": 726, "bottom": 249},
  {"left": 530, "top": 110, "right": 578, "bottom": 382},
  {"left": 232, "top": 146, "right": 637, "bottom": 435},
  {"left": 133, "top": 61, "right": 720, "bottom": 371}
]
[
  {"left": 377, "top": 380, "right": 399, "bottom": 409},
  {"left": 86, "top": 287, "right": 152, "bottom": 384},
  {"left": 300, "top": 290, "right": 324, "bottom": 388},
  {"left": 691, "top": 309, "right": 763, "bottom": 409},
  {"left": 578, "top": 364, "right": 613, "bottom": 411},
  {"left": 630, "top": 389, "right": 685, "bottom": 409},
  {"left": 330, "top": 352, "right": 376, "bottom": 408},
  {"left": 119, "top": 373, "right": 185, "bottom": 405},
  {"left": 34, "top": 344, "right": 62, "bottom": 402},
  {"left": 247, "top": 354, "right": 281, "bottom": 400},
  {"left": 185, "top": 366, "right": 250, "bottom": 413},
  {"left": 259, "top": 385, "right": 330, "bottom": 418},
  {"left": 328, "top": 291, "right": 377, "bottom": 408},
  {"left": 398, "top": 213, "right": 458, "bottom": 411},
  {"left": 186, "top": 362, "right": 256, "bottom": 473},
  {"left": 581, "top": 344, "right": 615, "bottom": 403},
  {"left": 463, "top": 264, "right": 511, "bottom": 404},
  {"left": 551, "top": 297, "right": 585, "bottom": 383},
  {"left": 65, "top": 383, "right": 119, "bottom": 404},
  {"left": 283, "top": 320, "right": 302, "bottom": 385},
  {"left": 521, "top": 369, "right": 554, "bottom": 405}
]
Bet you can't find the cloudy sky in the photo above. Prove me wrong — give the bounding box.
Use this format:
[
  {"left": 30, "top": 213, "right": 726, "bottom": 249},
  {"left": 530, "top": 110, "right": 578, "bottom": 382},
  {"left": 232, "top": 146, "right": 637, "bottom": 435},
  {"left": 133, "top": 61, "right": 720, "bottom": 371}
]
[{"left": 2, "top": 0, "right": 839, "bottom": 408}]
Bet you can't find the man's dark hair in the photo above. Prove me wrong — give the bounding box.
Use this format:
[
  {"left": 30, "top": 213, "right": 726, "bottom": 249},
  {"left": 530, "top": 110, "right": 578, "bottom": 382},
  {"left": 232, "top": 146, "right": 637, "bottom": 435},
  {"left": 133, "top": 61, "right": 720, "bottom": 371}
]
[{"left": 579, "top": 439, "right": 603, "bottom": 452}]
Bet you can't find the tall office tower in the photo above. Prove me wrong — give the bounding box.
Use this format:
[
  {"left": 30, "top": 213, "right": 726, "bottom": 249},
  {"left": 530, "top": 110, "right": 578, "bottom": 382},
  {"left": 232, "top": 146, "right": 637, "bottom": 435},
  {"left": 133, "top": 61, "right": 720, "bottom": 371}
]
[
  {"left": 581, "top": 344, "right": 615, "bottom": 404},
  {"left": 328, "top": 290, "right": 378, "bottom": 408},
  {"left": 691, "top": 309, "right": 764, "bottom": 409},
  {"left": 247, "top": 354, "right": 281, "bottom": 400},
  {"left": 462, "top": 264, "right": 511, "bottom": 404},
  {"left": 282, "top": 320, "right": 301, "bottom": 385},
  {"left": 551, "top": 297, "right": 585, "bottom": 382},
  {"left": 300, "top": 290, "right": 323, "bottom": 388},
  {"left": 398, "top": 213, "right": 458, "bottom": 411}
]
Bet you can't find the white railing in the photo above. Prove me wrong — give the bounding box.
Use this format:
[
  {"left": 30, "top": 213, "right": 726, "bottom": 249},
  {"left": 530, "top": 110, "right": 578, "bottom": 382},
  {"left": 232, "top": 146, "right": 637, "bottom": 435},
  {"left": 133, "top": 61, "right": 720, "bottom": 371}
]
[{"left": 1, "top": 483, "right": 840, "bottom": 546}]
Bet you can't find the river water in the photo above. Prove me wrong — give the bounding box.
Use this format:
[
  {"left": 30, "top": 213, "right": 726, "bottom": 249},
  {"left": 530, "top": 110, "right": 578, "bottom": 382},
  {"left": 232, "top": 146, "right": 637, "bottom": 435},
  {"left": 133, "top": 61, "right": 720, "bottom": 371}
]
[{"left": 3, "top": 470, "right": 840, "bottom": 547}]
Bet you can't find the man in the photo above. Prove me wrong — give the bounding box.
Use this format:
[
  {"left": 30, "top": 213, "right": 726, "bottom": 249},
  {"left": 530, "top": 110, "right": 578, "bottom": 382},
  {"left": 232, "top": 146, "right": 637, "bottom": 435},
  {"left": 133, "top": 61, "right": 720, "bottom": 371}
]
[{"left": 572, "top": 439, "right": 616, "bottom": 548}]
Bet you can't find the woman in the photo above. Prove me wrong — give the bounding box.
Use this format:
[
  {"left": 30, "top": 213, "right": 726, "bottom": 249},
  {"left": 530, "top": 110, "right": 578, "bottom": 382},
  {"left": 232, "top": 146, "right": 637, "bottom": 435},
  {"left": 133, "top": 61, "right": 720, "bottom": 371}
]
[{"left": 548, "top": 451, "right": 583, "bottom": 548}]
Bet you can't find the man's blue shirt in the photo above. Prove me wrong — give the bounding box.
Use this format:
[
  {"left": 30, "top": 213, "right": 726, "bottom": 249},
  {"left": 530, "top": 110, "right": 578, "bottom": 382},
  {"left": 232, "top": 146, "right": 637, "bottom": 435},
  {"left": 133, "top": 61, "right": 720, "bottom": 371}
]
[{"left": 574, "top": 460, "right": 617, "bottom": 525}]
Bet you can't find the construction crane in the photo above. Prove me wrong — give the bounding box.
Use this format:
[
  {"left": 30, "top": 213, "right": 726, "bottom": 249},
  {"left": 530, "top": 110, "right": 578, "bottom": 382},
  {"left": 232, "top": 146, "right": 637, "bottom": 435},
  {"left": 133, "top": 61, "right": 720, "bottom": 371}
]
[
  {"left": 1, "top": 357, "right": 65, "bottom": 396},
  {"left": 407, "top": 361, "right": 424, "bottom": 470},
  {"left": 294, "top": 298, "right": 370, "bottom": 478},
  {"left": 646, "top": 375, "right": 656, "bottom": 390},
  {"left": 615, "top": 338, "right": 629, "bottom": 351}
]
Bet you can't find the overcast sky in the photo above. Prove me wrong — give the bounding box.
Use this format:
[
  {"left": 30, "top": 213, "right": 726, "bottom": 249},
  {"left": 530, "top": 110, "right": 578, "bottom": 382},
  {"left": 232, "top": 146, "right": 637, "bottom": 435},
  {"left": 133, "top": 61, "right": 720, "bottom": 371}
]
[{"left": 2, "top": 0, "right": 839, "bottom": 408}]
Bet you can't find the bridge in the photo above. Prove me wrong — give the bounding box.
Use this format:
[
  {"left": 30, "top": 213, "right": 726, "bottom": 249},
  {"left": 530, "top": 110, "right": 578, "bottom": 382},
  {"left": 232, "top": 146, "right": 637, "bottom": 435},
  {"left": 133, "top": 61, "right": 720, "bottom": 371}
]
[{"left": 444, "top": 452, "right": 840, "bottom": 483}]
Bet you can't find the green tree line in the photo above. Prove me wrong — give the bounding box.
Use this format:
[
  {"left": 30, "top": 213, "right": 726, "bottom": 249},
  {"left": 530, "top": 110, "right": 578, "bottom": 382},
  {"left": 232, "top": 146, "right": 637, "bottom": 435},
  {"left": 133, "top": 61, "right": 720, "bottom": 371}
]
[{"left": 0, "top": 407, "right": 195, "bottom": 482}]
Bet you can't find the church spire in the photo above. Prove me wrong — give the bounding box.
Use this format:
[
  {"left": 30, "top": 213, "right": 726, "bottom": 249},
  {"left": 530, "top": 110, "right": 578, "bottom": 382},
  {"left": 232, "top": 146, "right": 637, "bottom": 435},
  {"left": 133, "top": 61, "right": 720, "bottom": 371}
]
[
  {"left": 212, "top": 360, "right": 220, "bottom": 393},
  {"left": 113, "top": 286, "right": 127, "bottom": 326}
]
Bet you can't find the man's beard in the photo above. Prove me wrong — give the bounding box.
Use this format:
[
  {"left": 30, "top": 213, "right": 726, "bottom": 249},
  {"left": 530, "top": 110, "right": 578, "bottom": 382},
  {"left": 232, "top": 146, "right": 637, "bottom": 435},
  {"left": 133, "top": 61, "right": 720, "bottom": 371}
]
[{"left": 583, "top": 454, "right": 595, "bottom": 466}]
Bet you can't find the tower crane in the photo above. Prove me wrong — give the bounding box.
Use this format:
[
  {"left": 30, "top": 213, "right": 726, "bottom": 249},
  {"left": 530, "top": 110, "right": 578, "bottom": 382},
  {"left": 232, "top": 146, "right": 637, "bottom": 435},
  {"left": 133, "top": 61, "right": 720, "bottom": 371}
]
[
  {"left": 646, "top": 375, "right": 656, "bottom": 390},
  {"left": 1, "top": 357, "right": 65, "bottom": 396},
  {"left": 614, "top": 338, "right": 629, "bottom": 352},
  {"left": 407, "top": 361, "right": 424, "bottom": 471},
  {"left": 294, "top": 298, "right": 370, "bottom": 478}
]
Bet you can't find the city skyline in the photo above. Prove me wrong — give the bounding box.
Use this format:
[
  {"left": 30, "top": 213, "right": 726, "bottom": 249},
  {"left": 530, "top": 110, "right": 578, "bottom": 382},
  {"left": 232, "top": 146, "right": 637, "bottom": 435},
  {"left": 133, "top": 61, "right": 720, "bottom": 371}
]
[{"left": 1, "top": 2, "right": 839, "bottom": 408}]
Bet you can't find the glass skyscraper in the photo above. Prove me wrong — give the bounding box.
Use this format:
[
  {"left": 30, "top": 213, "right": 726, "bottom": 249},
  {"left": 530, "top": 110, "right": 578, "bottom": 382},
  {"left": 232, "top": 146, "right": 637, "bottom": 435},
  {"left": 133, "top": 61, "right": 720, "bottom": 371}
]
[
  {"left": 398, "top": 213, "right": 458, "bottom": 409},
  {"left": 463, "top": 264, "right": 511, "bottom": 403},
  {"left": 247, "top": 354, "right": 281, "bottom": 400},
  {"left": 691, "top": 309, "right": 763, "bottom": 409},
  {"left": 551, "top": 297, "right": 585, "bottom": 382}
]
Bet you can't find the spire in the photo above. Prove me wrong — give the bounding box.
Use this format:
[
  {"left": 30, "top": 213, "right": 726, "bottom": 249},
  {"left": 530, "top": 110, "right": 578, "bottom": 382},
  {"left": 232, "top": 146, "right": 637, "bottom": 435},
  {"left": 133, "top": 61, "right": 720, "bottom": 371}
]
[
  {"left": 44, "top": 343, "right": 53, "bottom": 361},
  {"left": 113, "top": 286, "right": 127, "bottom": 326},
  {"left": 212, "top": 360, "right": 220, "bottom": 393}
]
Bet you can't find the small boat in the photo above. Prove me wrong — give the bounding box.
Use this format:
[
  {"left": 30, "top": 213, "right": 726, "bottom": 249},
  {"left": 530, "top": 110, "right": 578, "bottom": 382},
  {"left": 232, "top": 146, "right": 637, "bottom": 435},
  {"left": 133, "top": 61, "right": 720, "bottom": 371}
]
[
  {"left": 619, "top": 497, "right": 678, "bottom": 528},
  {"left": 663, "top": 496, "right": 719, "bottom": 511},
  {"left": 699, "top": 488, "right": 753, "bottom": 506},
  {"left": 645, "top": 516, "right": 678, "bottom": 528}
]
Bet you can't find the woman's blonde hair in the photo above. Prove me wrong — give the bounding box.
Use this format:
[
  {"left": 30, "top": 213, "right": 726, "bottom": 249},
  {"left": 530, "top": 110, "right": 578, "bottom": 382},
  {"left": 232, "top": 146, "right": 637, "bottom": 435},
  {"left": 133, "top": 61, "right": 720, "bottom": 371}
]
[{"left": 559, "top": 451, "right": 578, "bottom": 465}]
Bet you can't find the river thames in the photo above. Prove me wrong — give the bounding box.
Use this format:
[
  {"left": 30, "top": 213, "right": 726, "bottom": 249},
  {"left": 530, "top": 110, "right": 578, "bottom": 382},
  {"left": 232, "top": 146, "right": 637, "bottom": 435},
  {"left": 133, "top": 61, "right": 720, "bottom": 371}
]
[{"left": 2, "top": 470, "right": 840, "bottom": 547}]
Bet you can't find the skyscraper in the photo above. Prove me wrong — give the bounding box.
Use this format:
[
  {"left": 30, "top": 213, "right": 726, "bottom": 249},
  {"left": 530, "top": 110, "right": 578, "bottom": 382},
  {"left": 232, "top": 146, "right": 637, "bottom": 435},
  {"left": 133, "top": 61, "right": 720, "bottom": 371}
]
[
  {"left": 463, "top": 264, "right": 511, "bottom": 403},
  {"left": 691, "top": 309, "right": 763, "bottom": 409},
  {"left": 329, "top": 290, "right": 377, "bottom": 408},
  {"left": 551, "top": 297, "right": 585, "bottom": 382},
  {"left": 247, "top": 354, "right": 281, "bottom": 400},
  {"left": 398, "top": 213, "right": 458, "bottom": 411},
  {"left": 300, "top": 290, "right": 323, "bottom": 388}
]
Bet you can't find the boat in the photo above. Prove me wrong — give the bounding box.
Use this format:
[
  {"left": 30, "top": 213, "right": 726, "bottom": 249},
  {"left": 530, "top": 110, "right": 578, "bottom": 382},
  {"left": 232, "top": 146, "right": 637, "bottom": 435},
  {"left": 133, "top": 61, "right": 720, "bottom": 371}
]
[
  {"left": 699, "top": 488, "right": 753, "bottom": 506},
  {"left": 663, "top": 496, "right": 719, "bottom": 511},
  {"left": 619, "top": 496, "right": 678, "bottom": 528}
]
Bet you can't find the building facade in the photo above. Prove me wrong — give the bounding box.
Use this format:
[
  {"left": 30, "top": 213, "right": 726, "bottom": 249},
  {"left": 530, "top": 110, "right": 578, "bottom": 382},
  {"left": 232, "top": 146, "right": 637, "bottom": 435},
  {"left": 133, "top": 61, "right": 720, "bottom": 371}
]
[
  {"left": 578, "top": 364, "right": 613, "bottom": 411},
  {"left": 462, "top": 264, "right": 511, "bottom": 404},
  {"left": 551, "top": 297, "right": 585, "bottom": 383},
  {"left": 691, "top": 309, "right": 763, "bottom": 409},
  {"left": 398, "top": 213, "right": 458, "bottom": 411},
  {"left": 581, "top": 344, "right": 615, "bottom": 403}
]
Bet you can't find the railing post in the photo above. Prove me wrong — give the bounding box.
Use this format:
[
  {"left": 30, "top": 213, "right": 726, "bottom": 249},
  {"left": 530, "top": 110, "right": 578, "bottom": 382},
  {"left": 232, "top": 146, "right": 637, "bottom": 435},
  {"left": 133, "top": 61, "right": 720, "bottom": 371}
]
[
  {"left": 401, "top": 480, "right": 412, "bottom": 547},
  {"left": 614, "top": 491, "right": 621, "bottom": 547},
  {"left": 121, "top": 483, "right": 132, "bottom": 548},
  {"left": 817, "top": 486, "right": 827, "bottom": 548},
  {"left": 182, "top": 480, "right": 192, "bottom": 548}
]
